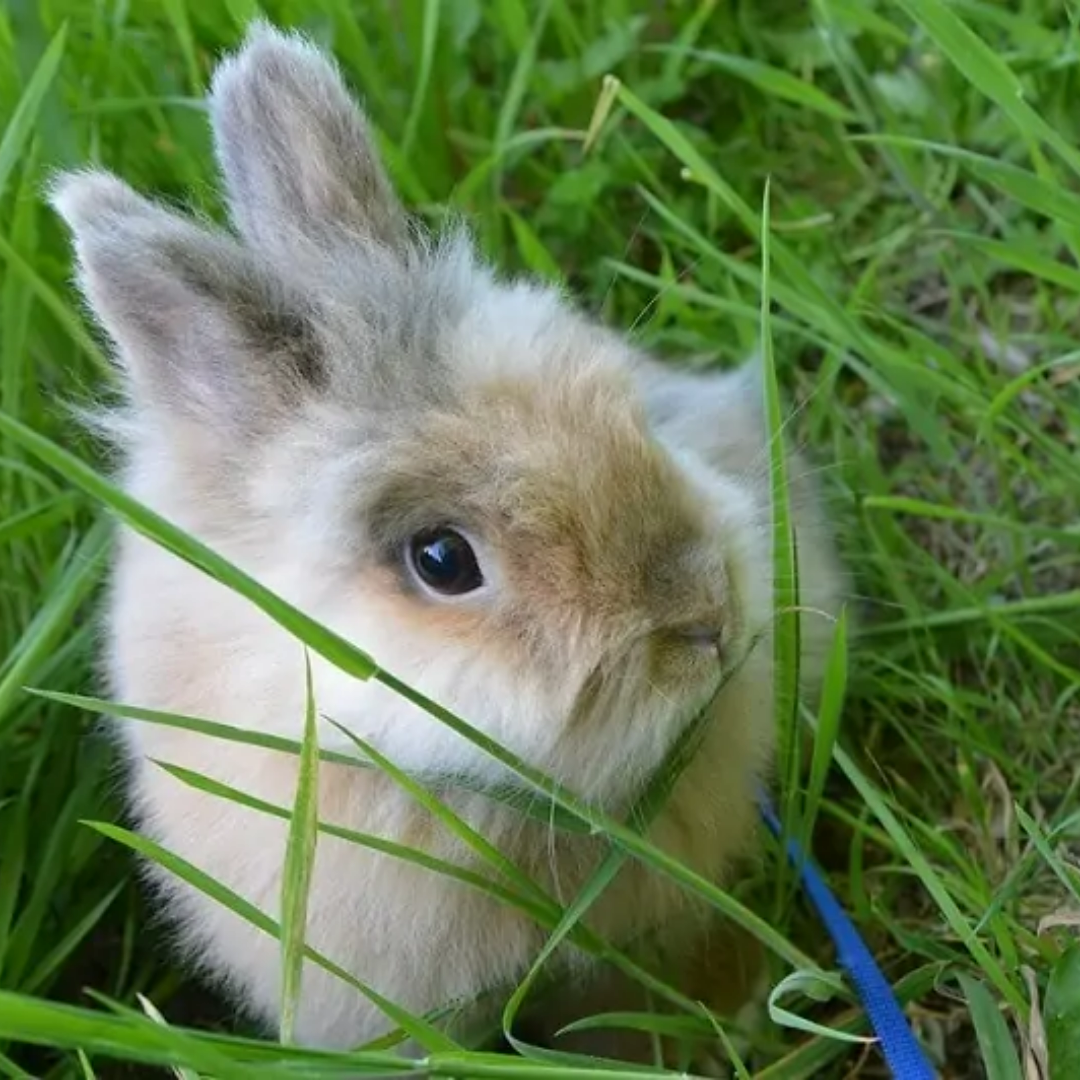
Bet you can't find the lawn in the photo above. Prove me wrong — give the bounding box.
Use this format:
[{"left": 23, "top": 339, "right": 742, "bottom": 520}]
[{"left": 1, "top": 0, "right": 1080, "bottom": 1077}]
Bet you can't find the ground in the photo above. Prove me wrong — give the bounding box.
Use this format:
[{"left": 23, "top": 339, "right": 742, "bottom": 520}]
[{"left": 1, "top": 1, "right": 1079, "bottom": 1078}]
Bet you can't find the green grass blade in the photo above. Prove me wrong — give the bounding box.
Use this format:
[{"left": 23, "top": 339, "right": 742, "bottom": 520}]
[
  {"left": 1015, "top": 805, "right": 1080, "bottom": 906},
  {"left": 0, "top": 22, "right": 67, "bottom": 204},
  {"left": 958, "top": 973, "right": 1022, "bottom": 1080},
  {"left": 889, "top": 0, "right": 1080, "bottom": 178},
  {"left": 152, "top": 759, "right": 545, "bottom": 920},
  {"left": 83, "top": 821, "right": 457, "bottom": 1052},
  {"left": 21, "top": 881, "right": 125, "bottom": 995},
  {"left": 651, "top": 48, "right": 857, "bottom": 122},
  {"left": 829, "top": 742, "right": 1027, "bottom": 1016},
  {"left": 0, "top": 517, "right": 110, "bottom": 732},
  {"left": 159, "top": 0, "right": 202, "bottom": 93},
  {"left": 373, "top": 664, "right": 818, "bottom": 973},
  {"left": 1045, "top": 943, "right": 1080, "bottom": 1080},
  {"left": 759, "top": 175, "right": 803, "bottom": 896},
  {"left": 799, "top": 608, "right": 848, "bottom": 853},
  {"left": 400, "top": 0, "right": 440, "bottom": 159},
  {"left": 0, "top": 990, "right": 411, "bottom": 1076},
  {"left": 277, "top": 653, "right": 321, "bottom": 1045},
  {"left": 850, "top": 136, "right": 1080, "bottom": 229},
  {"left": 490, "top": 0, "right": 554, "bottom": 200},
  {"left": 326, "top": 719, "right": 553, "bottom": 911}
]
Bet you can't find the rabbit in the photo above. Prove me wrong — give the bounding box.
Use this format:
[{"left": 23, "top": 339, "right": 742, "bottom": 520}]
[{"left": 50, "top": 21, "right": 847, "bottom": 1064}]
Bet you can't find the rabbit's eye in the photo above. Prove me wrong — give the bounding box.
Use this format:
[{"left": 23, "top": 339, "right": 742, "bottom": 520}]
[{"left": 407, "top": 528, "right": 484, "bottom": 597}]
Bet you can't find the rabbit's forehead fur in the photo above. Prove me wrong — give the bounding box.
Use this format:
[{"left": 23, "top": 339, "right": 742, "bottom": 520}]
[{"left": 259, "top": 261, "right": 751, "bottom": 663}]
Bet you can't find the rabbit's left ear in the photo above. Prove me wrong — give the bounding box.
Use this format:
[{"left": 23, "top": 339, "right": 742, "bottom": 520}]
[
  {"left": 208, "top": 21, "right": 407, "bottom": 262},
  {"left": 49, "top": 169, "right": 326, "bottom": 437}
]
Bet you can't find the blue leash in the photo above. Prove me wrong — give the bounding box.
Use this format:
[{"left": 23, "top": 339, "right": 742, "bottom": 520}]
[{"left": 758, "top": 793, "right": 937, "bottom": 1079}]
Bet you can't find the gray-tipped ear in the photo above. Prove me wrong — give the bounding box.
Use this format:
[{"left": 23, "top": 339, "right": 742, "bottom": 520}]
[
  {"left": 50, "top": 168, "right": 326, "bottom": 437},
  {"left": 208, "top": 21, "right": 407, "bottom": 260}
]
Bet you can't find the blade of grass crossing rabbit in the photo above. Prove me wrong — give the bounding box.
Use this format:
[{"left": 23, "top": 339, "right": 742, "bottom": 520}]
[
  {"left": 31, "top": 688, "right": 591, "bottom": 834},
  {"left": 5, "top": 414, "right": 812, "bottom": 972},
  {"left": 368, "top": 668, "right": 819, "bottom": 973},
  {"left": 80, "top": 822, "right": 458, "bottom": 1052},
  {"left": 31, "top": 689, "right": 365, "bottom": 769},
  {"left": 500, "top": 670, "right": 784, "bottom": 1066},
  {"left": 150, "top": 760, "right": 551, "bottom": 922},
  {"left": 277, "top": 653, "right": 321, "bottom": 1045},
  {"left": 325, "top": 722, "right": 753, "bottom": 1031},
  {"left": 0, "top": 414, "right": 379, "bottom": 682},
  {"left": 798, "top": 609, "right": 848, "bottom": 857},
  {"left": 500, "top": 849, "right": 635, "bottom": 1069},
  {"left": 759, "top": 177, "right": 804, "bottom": 910},
  {"left": 498, "top": 699, "right": 708, "bottom": 1062},
  {"left": 325, "top": 720, "right": 556, "bottom": 912}
]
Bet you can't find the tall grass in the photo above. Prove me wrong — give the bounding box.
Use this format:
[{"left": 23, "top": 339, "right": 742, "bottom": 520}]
[{"left": 1, "top": 1, "right": 1079, "bottom": 1077}]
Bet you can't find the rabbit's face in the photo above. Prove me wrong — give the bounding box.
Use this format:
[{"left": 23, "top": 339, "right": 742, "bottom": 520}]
[
  {"left": 231, "top": 253, "right": 769, "bottom": 800},
  {"left": 271, "top": 295, "right": 767, "bottom": 796},
  {"left": 53, "top": 24, "right": 773, "bottom": 802}
]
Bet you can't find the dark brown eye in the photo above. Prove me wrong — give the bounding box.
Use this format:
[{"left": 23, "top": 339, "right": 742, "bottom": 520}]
[{"left": 406, "top": 528, "right": 484, "bottom": 596}]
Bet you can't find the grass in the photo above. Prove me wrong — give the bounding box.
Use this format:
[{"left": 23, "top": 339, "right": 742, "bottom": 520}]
[{"left": 1, "top": 0, "right": 1080, "bottom": 1076}]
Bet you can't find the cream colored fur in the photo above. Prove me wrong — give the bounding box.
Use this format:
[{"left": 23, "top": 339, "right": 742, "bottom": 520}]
[{"left": 51, "top": 22, "right": 847, "bottom": 1058}]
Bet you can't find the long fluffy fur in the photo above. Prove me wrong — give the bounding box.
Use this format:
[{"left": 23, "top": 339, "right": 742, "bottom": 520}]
[{"left": 51, "top": 21, "right": 847, "bottom": 1058}]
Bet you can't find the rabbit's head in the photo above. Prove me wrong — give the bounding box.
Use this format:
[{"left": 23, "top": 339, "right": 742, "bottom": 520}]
[{"left": 52, "top": 25, "right": 784, "bottom": 806}]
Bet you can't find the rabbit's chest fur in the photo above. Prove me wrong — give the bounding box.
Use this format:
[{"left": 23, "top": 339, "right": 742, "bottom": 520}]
[
  {"left": 110, "top": 526, "right": 771, "bottom": 1048},
  {"left": 54, "top": 20, "right": 847, "bottom": 1060}
]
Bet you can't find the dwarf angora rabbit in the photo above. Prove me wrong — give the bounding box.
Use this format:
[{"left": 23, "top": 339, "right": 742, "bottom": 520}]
[{"left": 52, "top": 21, "right": 846, "bottom": 1059}]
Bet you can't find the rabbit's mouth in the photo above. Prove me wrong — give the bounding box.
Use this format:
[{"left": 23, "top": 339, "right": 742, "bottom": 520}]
[
  {"left": 425, "top": 626, "right": 768, "bottom": 818},
  {"left": 473, "top": 634, "right": 760, "bottom": 821}
]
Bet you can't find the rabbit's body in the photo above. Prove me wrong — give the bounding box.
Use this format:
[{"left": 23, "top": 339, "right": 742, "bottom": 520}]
[{"left": 54, "top": 23, "right": 846, "bottom": 1056}]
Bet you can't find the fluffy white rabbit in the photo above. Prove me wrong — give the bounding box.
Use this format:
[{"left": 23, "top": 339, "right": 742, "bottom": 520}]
[{"left": 51, "top": 21, "right": 846, "bottom": 1061}]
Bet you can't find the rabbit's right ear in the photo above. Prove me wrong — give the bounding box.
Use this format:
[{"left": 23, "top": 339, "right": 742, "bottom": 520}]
[{"left": 208, "top": 22, "right": 407, "bottom": 261}]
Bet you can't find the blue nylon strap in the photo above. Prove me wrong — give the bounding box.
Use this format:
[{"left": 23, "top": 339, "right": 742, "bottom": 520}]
[{"left": 758, "top": 794, "right": 937, "bottom": 1079}]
